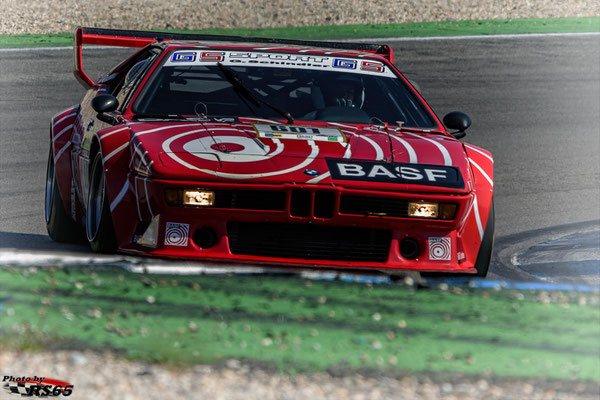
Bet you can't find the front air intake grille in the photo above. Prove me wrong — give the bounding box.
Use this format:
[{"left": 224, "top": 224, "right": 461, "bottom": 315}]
[
  {"left": 227, "top": 222, "right": 391, "bottom": 262},
  {"left": 213, "top": 190, "right": 285, "bottom": 211},
  {"left": 339, "top": 195, "right": 410, "bottom": 218},
  {"left": 314, "top": 191, "right": 335, "bottom": 218},
  {"left": 290, "top": 190, "right": 311, "bottom": 217}
]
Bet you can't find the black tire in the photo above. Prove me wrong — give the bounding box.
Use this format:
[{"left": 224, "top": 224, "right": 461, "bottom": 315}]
[
  {"left": 45, "top": 146, "right": 84, "bottom": 243},
  {"left": 474, "top": 199, "right": 495, "bottom": 277},
  {"left": 86, "top": 153, "right": 117, "bottom": 253}
]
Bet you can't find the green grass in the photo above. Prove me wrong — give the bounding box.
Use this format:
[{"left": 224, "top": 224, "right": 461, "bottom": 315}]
[
  {"left": 1, "top": 266, "right": 599, "bottom": 380},
  {"left": 0, "top": 17, "right": 598, "bottom": 48}
]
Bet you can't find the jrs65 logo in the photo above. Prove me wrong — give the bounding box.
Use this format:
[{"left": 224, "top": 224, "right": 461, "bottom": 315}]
[{"left": 2, "top": 376, "right": 73, "bottom": 397}]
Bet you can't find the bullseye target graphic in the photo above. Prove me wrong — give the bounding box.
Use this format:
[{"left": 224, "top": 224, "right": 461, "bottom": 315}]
[
  {"left": 163, "top": 128, "right": 318, "bottom": 179},
  {"left": 165, "top": 222, "right": 190, "bottom": 247},
  {"left": 160, "top": 124, "right": 388, "bottom": 181},
  {"left": 428, "top": 237, "right": 452, "bottom": 261}
]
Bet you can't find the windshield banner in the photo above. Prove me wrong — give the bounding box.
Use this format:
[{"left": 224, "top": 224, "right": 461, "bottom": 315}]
[{"left": 165, "top": 51, "right": 396, "bottom": 77}]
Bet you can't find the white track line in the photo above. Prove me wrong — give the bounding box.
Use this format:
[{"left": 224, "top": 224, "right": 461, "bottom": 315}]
[
  {"left": 342, "top": 32, "right": 600, "bottom": 43},
  {"left": 0, "top": 45, "right": 124, "bottom": 52},
  {"left": 1, "top": 32, "right": 598, "bottom": 53}
]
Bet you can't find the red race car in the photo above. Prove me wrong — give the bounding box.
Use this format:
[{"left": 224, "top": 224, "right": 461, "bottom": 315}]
[{"left": 46, "top": 27, "right": 494, "bottom": 276}]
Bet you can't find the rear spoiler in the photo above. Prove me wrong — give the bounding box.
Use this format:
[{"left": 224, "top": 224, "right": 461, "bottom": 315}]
[{"left": 74, "top": 27, "right": 394, "bottom": 89}]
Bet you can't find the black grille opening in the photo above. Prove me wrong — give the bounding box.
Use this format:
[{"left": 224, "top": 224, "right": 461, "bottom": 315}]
[
  {"left": 314, "top": 191, "right": 335, "bottom": 219},
  {"left": 227, "top": 222, "right": 391, "bottom": 262},
  {"left": 213, "top": 190, "right": 285, "bottom": 211},
  {"left": 193, "top": 227, "right": 217, "bottom": 249},
  {"left": 399, "top": 237, "right": 420, "bottom": 259},
  {"left": 290, "top": 190, "right": 311, "bottom": 217},
  {"left": 339, "top": 195, "right": 410, "bottom": 218}
]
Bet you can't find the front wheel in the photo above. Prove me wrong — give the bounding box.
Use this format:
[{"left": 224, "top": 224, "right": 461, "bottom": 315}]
[
  {"left": 86, "top": 153, "right": 117, "bottom": 253},
  {"left": 474, "top": 199, "right": 495, "bottom": 277},
  {"left": 45, "top": 146, "right": 84, "bottom": 242}
]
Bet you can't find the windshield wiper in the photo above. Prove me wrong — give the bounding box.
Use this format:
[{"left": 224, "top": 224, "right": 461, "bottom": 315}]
[{"left": 217, "top": 63, "right": 294, "bottom": 124}]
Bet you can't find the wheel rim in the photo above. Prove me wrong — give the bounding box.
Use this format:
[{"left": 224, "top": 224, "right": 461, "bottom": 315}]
[
  {"left": 45, "top": 150, "right": 54, "bottom": 224},
  {"left": 86, "top": 160, "right": 105, "bottom": 241}
]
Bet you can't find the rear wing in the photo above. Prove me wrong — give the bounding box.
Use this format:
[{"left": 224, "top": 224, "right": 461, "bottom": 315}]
[{"left": 74, "top": 27, "right": 394, "bottom": 89}]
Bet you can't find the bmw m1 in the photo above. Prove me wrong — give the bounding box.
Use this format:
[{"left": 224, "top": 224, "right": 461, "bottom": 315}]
[{"left": 46, "top": 27, "right": 495, "bottom": 276}]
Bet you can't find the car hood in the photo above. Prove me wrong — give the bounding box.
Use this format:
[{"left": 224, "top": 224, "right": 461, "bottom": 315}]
[{"left": 127, "top": 120, "right": 473, "bottom": 194}]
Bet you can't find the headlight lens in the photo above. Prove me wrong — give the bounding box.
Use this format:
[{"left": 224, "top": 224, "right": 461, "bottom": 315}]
[
  {"left": 165, "top": 189, "right": 215, "bottom": 207},
  {"left": 183, "top": 190, "right": 215, "bottom": 206},
  {"left": 408, "top": 202, "right": 438, "bottom": 218},
  {"left": 408, "top": 202, "right": 457, "bottom": 220}
]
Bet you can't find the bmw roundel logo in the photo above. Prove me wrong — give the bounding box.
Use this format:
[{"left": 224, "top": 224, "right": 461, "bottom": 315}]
[{"left": 304, "top": 169, "right": 320, "bottom": 176}]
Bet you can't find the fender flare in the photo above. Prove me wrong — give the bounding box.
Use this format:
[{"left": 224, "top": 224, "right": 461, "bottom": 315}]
[{"left": 50, "top": 106, "right": 81, "bottom": 219}]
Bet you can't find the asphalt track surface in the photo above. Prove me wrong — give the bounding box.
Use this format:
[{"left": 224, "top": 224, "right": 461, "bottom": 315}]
[{"left": 0, "top": 35, "right": 599, "bottom": 284}]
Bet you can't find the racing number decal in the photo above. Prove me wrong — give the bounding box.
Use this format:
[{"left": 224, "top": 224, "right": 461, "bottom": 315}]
[{"left": 254, "top": 124, "right": 346, "bottom": 143}]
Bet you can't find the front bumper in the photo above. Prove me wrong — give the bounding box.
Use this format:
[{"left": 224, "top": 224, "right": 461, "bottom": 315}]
[{"left": 118, "top": 175, "right": 479, "bottom": 273}]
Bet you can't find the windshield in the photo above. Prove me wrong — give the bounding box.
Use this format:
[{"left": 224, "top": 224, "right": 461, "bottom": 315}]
[{"left": 132, "top": 50, "right": 436, "bottom": 128}]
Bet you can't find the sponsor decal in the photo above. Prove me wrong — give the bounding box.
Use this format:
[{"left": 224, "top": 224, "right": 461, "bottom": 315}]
[
  {"left": 2, "top": 375, "right": 73, "bottom": 397},
  {"left": 254, "top": 124, "right": 346, "bottom": 143},
  {"left": 326, "top": 159, "right": 465, "bottom": 189},
  {"left": 304, "top": 169, "right": 320, "bottom": 176},
  {"left": 360, "top": 61, "right": 385, "bottom": 73},
  {"left": 165, "top": 51, "right": 395, "bottom": 77},
  {"left": 429, "top": 237, "right": 452, "bottom": 261},
  {"left": 171, "top": 51, "right": 196, "bottom": 62},
  {"left": 164, "top": 222, "right": 190, "bottom": 246},
  {"left": 198, "top": 51, "right": 225, "bottom": 62},
  {"left": 332, "top": 58, "right": 357, "bottom": 70}
]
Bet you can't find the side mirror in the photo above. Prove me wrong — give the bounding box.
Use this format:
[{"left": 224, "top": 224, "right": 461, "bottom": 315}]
[
  {"left": 91, "top": 94, "right": 119, "bottom": 113},
  {"left": 91, "top": 94, "right": 119, "bottom": 125},
  {"left": 443, "top": 111, "right": 471, "bottom": 139}
]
